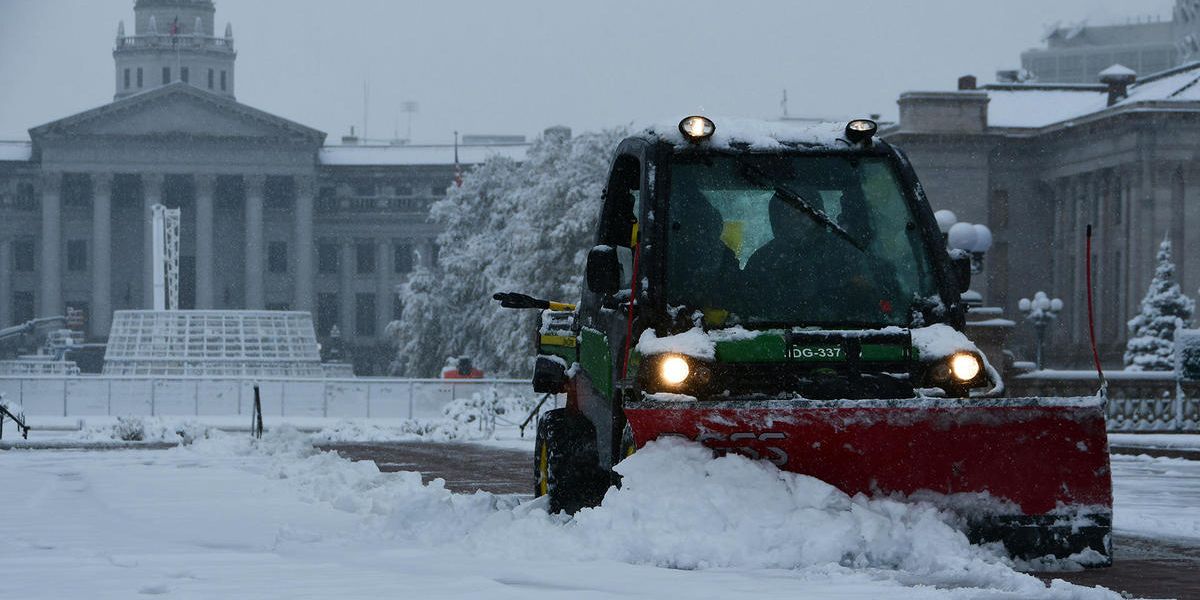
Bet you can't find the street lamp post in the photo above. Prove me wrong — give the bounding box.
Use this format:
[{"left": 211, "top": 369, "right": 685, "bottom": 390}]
[
  {"left": 935, "top": 210, "right": 993, "bottom": 308},
  {"left": 1018, "top": 291, "right": 1064, "bottom": 370}
]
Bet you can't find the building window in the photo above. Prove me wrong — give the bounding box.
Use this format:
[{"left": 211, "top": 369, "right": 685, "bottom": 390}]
[
  {"left": 14, "top": 238, "right": 35, "bottom": 272},
  {"left": 266, "top": 302, "right": 291, "bottom": 311},
  {"left": 220, "top": 70, "right": 227, "bottom": 91},
  {"left": 356, "top": 241, "right": 375, "bottom": 274},
  {"left": 431, "top": 183, "right": 447, "bottom": 196},
  {"left": 17, "top": 182, "right": 36, "bottom": 209},
  {"left": 137, "top": 67, "right": 143, "bottom": 87},
  {"left": 62, "top": 173, "right": 93, "bottom": 208},
  {"left": 207, "top": 68, "right": 214, "bottom": 89},
  {"left": 355, "top": 293, "right": 376, "bottom": 336},
  {"left": 392, "top": 296, "right": 404, "bottom": 321},
  {"left": 124, "top": 68, "right": 131, "bottom": 89},
  {"left": 13, "top": 291, "right": 34, "bottom": 323},
  {"left": 67, "top": 240, "right": 87, "bottom": 272},
  {"left": 317, "top": 242, "right": 339, "bottom": 274},
  {"left": 181, "top": 66, "right": 189, "bottom": 83},
  {"left": 317, "top": 293, "right": 339, "bottom": 337},
  {"left": 162, "top": 66, "right": 171, "bottom": 84},
  {"left": 268, "top": 241, "right": 288, "bottom": 273},
  {"left": 393, "top": 243, "right": 413, "bottom": 274},
  {"left": 353, "top": 180, "right": 375, "bottom": 197},
  {"left": 264, "top": 176, "right": 295, "bottom": 210}
]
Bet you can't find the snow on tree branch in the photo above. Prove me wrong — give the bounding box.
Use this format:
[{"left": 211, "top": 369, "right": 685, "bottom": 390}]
[{"left": 387, "top": 126, "right": 628, "bottom": 377}]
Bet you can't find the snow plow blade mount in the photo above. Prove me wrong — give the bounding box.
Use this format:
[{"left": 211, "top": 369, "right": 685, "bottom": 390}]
[{"left": 624, "top": 396, "right": 1113, "bottom": 563}]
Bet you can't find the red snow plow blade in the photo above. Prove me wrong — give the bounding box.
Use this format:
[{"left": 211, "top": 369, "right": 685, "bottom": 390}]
[{"left": 624, "top": 396, "right": 1113, "bottom": 562}]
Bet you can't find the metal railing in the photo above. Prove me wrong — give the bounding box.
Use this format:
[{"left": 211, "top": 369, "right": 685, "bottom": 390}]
[
  {"left": 0, "top": 375, "right": 531, "bottom": 420},
  {"left": 1010, "top": 370, "right": 1199, "bottom": 432},
  {"left": 116, "top": 35, "right": 234, "bottom": 51}
]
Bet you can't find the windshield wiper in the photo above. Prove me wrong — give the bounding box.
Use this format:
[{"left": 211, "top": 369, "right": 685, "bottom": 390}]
[{"left": 737, "top": 160, "right": 866, "bottom": 253}]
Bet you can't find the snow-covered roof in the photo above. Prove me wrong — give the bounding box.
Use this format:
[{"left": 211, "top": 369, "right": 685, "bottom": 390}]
[
  {"left": 0, "top": 141, "right": 33, "bottom": 162},
  {"left": 641, "top": 117, "right": 849, "bottom": 150},
  {"left": 319, "top": 143, "right": 529, "bottom": 167},
  {"left": 982, "top": 62, "right": 1200, "bottom": 130},
  {"left": 985, "top": 88, "right": 1109, "bottom": 128}
]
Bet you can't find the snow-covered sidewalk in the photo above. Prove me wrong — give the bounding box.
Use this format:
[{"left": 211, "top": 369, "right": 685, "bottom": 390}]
[
  {"left": 1111, "top": 453, "right": 1200, "bottom": 542},
  {"left": 1, "top": 430, "right": 1126, "bottom": 599},
  {"left": 1109, "top": 433, "right": 1200, "bottom": 452}
]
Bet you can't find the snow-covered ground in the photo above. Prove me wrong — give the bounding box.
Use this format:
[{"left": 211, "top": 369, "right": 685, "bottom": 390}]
[
  {"left": 1, "top": 429, "right": 1146, "bottom": 600},
  {"left": 1111, "top": 454, "right": 1200, "bottom": 542}
]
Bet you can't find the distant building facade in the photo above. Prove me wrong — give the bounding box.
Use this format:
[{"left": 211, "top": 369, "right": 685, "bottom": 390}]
[
  {"left": 1020, "top": 0, "right": 1200, "bottom": 83},
  {"left": 883, "top": 66, "right": 1200, "bottom": 367},
  {"left": 0, "top": 0, "right": 530, "bottom": 374}
]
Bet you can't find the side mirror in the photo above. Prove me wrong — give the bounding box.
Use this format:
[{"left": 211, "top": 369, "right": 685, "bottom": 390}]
[
  {"left": 951, "top": 251, "right": 971, "bottom": 294},
  {"left": 586, "top": 245, "right": 620, "bottom": 296}
]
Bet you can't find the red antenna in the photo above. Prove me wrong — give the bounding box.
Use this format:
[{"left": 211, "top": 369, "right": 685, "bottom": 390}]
[{"left": 1085, "top": 224, "right": 1106, "bottom": 391}]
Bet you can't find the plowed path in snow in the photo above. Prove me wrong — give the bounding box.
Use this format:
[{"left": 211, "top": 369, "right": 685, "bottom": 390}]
[{"left": 321, "top": 441, "right": 1200, "bottom": 600}]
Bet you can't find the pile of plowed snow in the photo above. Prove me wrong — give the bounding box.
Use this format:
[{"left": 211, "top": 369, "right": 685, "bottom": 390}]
[{"left": 194, "top": 430, "right": 1115, "bottom": 599}]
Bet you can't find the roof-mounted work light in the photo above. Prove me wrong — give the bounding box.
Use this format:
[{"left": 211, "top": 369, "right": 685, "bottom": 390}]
[
  {"left": 679, "top": 116, "right": 715, "bottom": 142},
  {"left": 845, "top": 119, "right": 877, "bottom": 144}
]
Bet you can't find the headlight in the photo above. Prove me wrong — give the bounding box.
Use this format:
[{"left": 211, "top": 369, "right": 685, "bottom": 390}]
[
  {"left": 949, "top": 352, "right": 982, "bottom": 382},
  {"left": 659, "top": 355, "right": 691, "bottom": 385},
  {"left": 678, "top": 116, "right": 715, "bottom": 142},
  {"left": 844, "top": 118, "right": 877, "bottom": 143},
  {"left": 640, "top": 353, "right": 712, "bottom": 395}
]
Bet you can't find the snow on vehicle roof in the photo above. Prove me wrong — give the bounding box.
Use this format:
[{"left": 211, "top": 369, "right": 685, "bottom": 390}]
[
  {"left": 641, "top": 117, "right": 850, "bottom": 150},
  {"left": 319, "top": 143, "right": 529, "bottom": 166},
  {"left": 0, "top": 141, "right": 33, "bottom": 162}
]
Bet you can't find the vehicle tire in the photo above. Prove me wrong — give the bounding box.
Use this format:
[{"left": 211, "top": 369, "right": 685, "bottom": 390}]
[{"left": 532, "top": 408, "right": 610, "bottom": 514}]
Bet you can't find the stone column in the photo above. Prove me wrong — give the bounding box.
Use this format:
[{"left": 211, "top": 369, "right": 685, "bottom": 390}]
[
  {"left": 39, "top": 171, "right": 63, "bottom": 317},
  {"left": 243, "top": 175, "right": 265, "bottom": 309},
  {"left": 376, "top": 238, "right": 391, "bottom": 335},
  {"left": 0, "top": 239, "right": 11, "bottom": 327},
  {"left": 339, "top": 240, "right": 354, "bottom": 336},
  {"left": 91, "top": 173, "right": 113, "bottom": 336},
  {"left": 194, "top": 174, "right": 216, "bottom": 309},
  {"left": 142, "top": 173, "right": 163, "bottom": 308},
  {"left": 293, "top": 176, "right": 315, "bottom": 313}
]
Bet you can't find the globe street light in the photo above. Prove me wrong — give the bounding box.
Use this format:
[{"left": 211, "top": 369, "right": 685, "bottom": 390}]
[
  {"left": 935, "top": 210, "right": 993, "bottom": 274},
  {"left": 1018, "top": 291, "right": 1064, "bottom": 370}
]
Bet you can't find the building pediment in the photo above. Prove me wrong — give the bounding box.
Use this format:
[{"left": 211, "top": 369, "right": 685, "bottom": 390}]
[{"left": 29, "top": 83, "right": 325, "bottom": 146}]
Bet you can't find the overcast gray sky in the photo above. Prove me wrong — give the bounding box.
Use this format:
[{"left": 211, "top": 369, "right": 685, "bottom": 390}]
[{"left": 0, "top": 0, "right": 1176, "bottom": 143}]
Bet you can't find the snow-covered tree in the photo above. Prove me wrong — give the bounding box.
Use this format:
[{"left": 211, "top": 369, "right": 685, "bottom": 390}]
[
  {"left": 1124, "top": 237, "right": 1195, "bottom": 371},
  {"left": 387, "top": 126, "right": 627, "bottom": 377}
]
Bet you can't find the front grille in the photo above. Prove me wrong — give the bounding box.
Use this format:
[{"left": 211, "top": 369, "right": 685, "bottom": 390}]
[{"left": 709, "top": 362, "right": 915, "bottom": 400}]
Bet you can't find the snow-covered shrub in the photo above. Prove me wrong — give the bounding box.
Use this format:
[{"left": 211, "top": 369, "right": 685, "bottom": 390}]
[
  {"left": 1179, "top": 328, "right": 1200, "bottom": 380},
  {"left": 442, "top": 387, "right": 540, "bottom": 436},
  {"left": 312, "top": 419, "right": 468, "bottom": 443},
  {"left": 1125, "top": 237, "right": 1195, "bottom": 371},
  {"left": 113, "top": 416, "right": 146, "bottom": 441},
  {"left": 91, "top": 417, "right": 214, "bottom": 444},
  {"left": 389, "top": 126, "right": 628, "bottom": 377}
]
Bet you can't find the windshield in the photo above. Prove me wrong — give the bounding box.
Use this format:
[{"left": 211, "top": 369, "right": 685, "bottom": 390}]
[{"left": 665, "top": 153, "right": 939, "bottom": 327}]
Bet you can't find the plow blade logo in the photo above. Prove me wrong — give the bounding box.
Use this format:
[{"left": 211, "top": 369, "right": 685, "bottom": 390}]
[{"left": 691, "top": 431, "right": 789, "bottom": 466}]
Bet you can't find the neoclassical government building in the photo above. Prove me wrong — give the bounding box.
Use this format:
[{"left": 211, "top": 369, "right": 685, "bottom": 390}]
[{"left": 0, "top": 0, "right": 527, "bottom": 373}]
